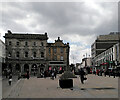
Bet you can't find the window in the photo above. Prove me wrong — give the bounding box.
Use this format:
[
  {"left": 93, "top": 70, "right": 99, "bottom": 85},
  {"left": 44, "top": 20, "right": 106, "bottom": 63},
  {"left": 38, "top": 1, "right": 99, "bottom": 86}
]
[
  {"left": 60, "top": 56, "right": 63, "bottom": 61},
  {"left": 9, "top": 41, "right": 12, "bottom": 45},
  {"left": 49, "top": 48, "right": 51, "bottom": 54},
  {"left": 41, "top": 42, "right": 44, "bottom": 46},
  {"left": 33, "top": 52, "right": 36, "bottom": 57},
  {"left": 25, "top": 42, "right": 28, "bottom": 46},
  {"left": 61, "top": 48, "right": 63, "bottom": 53},
  {"left": 25, "top": 52, "right": 28, "bottom": 57},
  {"left": 33, "top": 42, "right": 36, "bottom": 46},
  {"left": 16, "top": 51, "right": 19, "bottom": 58},
  {"left": 8, "top": 52, "right": 11, "bottom": 57},
  {"left": 54, "top": 56, "right": 57, "bottom": 60},
  {"left": 41, "top": 52, "right": 44, "bottom": 58},
  {"left": 16, "top": 42, "right": 19, "bottom": 46},
  {"left": 54, "top": 48, "right": 57, "bottom": 53}
]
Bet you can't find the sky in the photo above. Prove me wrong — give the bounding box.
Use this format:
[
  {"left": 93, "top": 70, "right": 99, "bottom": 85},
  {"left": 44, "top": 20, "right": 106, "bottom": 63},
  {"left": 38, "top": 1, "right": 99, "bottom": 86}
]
[{"left": 0, "top": 0, "right": 119, "bottom": 64}]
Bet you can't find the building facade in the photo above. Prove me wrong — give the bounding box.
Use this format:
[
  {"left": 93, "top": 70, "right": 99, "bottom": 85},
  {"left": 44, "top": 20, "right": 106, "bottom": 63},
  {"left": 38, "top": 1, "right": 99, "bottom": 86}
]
[
  {"left": 46, "top": 37, "right": 70, "bottom": 72},
  {"left": 94, "top": 42, "right": 120, "bottom": 70},
  {"left": 4, "top": 30, "right": 70, "bottom": 74},
  {"left": 91, "top": 32, "right": 120, "bottom": 67},
  {"left": 4, "top": 30, "right": 48, "bottom": 75},
  {"left": 0, "top": 39, "right": 5, "bottom": 76}
]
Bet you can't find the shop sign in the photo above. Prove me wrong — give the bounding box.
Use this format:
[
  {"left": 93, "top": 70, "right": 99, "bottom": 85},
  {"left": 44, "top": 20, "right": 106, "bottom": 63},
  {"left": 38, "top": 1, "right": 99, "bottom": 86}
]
[
  {"left": 49, "top": 67, "right": 52, "bottom": 70},
  {"left": 59, "top": 67, "right": 62, "bottom": 70}
]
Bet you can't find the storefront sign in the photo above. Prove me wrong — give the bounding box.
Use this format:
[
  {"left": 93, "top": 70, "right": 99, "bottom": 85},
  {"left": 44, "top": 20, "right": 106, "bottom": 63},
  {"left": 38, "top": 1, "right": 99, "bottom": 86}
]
[
  {"left": 49, "top": 67, "right": 52, "bottom": 70},
  {"left": 59, "top": 67, "right": 62, "bottom": 70}
]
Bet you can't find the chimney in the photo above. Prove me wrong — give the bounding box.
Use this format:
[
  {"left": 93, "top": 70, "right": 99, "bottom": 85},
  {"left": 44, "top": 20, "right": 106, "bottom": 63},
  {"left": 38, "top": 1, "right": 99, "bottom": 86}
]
[{"left": 8, "top": 30, "right": 12, "bottom": 34}]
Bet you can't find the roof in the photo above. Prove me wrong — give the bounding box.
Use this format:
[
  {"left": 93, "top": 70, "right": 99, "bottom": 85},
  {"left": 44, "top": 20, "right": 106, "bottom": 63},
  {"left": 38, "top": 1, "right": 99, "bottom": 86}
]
[{"left": 4, "top": 31, "right": 48, "bottom": 40}]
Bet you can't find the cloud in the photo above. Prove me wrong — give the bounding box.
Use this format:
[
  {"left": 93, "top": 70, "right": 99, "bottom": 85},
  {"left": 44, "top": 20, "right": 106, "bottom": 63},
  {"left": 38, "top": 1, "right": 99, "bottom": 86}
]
[{"left": 0, "top": 2, "right": 118, "bottom": 64}]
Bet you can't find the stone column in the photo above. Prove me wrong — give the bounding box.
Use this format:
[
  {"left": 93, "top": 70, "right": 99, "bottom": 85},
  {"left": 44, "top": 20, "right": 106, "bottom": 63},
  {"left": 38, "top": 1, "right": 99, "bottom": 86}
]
[
  {"left": 29, "top": 63, "right": 31, "bottom": 74},
  {"left": 20, "top": 64, "right": 24, "bottom": 74}
]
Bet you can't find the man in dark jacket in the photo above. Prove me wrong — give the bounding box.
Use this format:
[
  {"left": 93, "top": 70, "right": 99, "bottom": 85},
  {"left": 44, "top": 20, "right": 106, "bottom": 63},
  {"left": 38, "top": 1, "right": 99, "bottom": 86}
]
[{"left": 79, "top": 68, "right": 86, "bottom": 84}]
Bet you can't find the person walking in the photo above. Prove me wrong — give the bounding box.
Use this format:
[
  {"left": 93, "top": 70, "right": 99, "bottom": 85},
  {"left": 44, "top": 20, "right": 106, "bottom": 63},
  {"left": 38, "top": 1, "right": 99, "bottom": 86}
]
[
  {"left": 8, "top": 74, "right": 12, "bottom": 85},
  {"left": 104, "top": 69, "right": 107, "bottom": 77},
  {"left": 26, "top": 69, "right": 29, "bottom": 79},
  {"left": 79, "top": 68, "right": 86, "bottom": 84},
  {"left": 51, "top": 71, "right": 54, "bottom": 80}
]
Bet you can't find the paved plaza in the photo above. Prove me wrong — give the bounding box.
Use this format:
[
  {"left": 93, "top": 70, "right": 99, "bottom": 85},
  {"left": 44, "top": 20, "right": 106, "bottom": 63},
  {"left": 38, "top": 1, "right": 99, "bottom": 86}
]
[{"left": 2, "top": 74, "right": 119, "bottom": 99}]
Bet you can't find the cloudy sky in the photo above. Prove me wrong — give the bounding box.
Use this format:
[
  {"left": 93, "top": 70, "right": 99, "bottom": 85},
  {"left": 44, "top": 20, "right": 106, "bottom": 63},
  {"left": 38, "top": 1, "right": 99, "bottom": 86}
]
[{"left": 0, "top": 0, "right": 119, "bottom": 64}]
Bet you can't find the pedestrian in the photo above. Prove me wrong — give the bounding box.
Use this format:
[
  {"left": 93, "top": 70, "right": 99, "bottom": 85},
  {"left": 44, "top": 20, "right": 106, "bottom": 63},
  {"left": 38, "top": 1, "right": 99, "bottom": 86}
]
[
  {"left": 113, "top": 69, "right": 116, "bottom": 78},
  {"left": 8, "top": 74, "right": 12, "bottom": 85},
  {"left": 5, "top": 70, "right": 8, "bottom": 78},
  {"left": 93, "top": 70, "right": 96, "bottom": 75},
  {"left": 54, "top": 71, "right": 57, "bottom": 78},
  {"left": 104, "top": 69, "right": 106, "bottom": 77},
  {"left": 51, "top": 71, "right": 54, "bottom": 80},
  {"left": 53, "top": 68, "right": 57, "bottom": 78},
  {"left": 96, "top": 69, "right": 99, "bottom": 76},
  {"left": 26, "top": 69, "right": 29, "bottom": 79},
  {"left": 44, "top": 70, "right": 47, "bottom": 78},
  {"left": 79, "top": 68, "right": 86, "bottom": 84},
  {"left": 109, "top": 70, "right": 111, "bottom": 77}
]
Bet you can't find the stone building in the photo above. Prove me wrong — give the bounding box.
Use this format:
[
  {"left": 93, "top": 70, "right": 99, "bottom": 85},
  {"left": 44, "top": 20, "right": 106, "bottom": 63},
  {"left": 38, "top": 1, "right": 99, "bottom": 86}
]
[
  {"left": 4, "top": 30, "right": 70, "bottom": 74},
  {"left": 4, "top": 30, "right": 48, "bottom": 74},
  {"left": 46, "top": 37, "right": 70, "bottom": 72}
]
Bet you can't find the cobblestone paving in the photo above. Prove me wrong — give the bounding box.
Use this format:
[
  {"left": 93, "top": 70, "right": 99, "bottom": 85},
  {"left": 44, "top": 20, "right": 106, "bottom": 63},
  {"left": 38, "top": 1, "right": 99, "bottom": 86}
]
[{"left": 5, "top": 74, "right": 118, "bottom": 98}]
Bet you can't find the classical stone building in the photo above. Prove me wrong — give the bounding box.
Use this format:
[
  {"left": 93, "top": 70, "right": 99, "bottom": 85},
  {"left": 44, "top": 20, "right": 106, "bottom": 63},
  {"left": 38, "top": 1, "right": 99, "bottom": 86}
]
[
  {"left": 4, "top": 30, "right": 48, "bottom": 74},
  {"left": 4, "top": 30, "right": 70, "bottom": 74},
  {"left": 46, "top": 37, "right": 70, "bottom": 72}
]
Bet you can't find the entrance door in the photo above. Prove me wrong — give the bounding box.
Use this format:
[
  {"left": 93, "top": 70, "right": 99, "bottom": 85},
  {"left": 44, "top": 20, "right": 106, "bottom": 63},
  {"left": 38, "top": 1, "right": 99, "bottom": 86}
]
[
  {"left": 24, "top": 64, "right": 29, "bottom": 72},
  {"left": 32, "top": 64, "right": 37, "bottom": 76}
]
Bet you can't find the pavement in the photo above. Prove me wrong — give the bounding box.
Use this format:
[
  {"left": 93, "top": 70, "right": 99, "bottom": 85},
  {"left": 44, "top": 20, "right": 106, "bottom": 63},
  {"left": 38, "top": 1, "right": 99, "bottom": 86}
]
[
  {"left": 2, "top": 75, "right": 20, "bottom": 98},
  {"left": 2, "top": 74, "right": 119, "bottom": 99}
]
